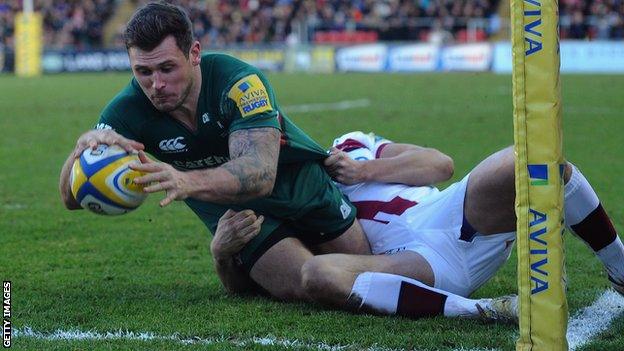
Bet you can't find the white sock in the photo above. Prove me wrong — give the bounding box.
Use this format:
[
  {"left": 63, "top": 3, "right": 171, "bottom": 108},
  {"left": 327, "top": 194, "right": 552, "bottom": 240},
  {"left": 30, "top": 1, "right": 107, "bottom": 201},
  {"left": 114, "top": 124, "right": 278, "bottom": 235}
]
[
  {"left": 348, "top": 272, "right": 480, "bottom": 318},
  {"left": 564, "top": 164, "right": 599, "bottom": 227},
  {"left": 597, "top": 237, "right": 624, "bottom": 283}
]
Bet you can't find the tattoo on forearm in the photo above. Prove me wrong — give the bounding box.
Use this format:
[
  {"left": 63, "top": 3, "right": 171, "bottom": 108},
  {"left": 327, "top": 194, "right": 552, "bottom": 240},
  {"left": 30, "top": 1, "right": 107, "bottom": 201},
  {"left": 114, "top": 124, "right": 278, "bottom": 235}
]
[{"left": 223, "top": 128, "right": 280, "bottom": 199}]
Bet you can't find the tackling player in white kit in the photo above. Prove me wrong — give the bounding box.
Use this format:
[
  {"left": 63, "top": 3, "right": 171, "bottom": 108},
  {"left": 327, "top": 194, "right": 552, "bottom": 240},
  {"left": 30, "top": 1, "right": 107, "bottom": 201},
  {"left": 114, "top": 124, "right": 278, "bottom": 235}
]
[{"left": 211, "top": 131, "right": 624, "bottom": 323}]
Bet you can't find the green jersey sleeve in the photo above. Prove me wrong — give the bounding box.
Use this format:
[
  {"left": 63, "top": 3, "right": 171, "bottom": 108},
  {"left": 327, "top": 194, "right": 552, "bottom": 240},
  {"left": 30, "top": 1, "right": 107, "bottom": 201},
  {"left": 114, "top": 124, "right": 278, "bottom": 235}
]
[{"left": 219, "top": 62, "right": 281, "bottom": 133}]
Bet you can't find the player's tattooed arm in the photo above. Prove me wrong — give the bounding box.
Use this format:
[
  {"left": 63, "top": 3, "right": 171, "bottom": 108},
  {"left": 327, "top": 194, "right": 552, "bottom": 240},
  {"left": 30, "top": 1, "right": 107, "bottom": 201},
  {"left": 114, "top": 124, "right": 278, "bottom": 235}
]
[
  {"left": 178, "top": 127, "right": 280, "bottom": 204},
  {"left": 136, "top": 127, "right": 279, "bottom": 205},
  {"left": 222, "top": 127, "right": 280, "bottom": 200}
]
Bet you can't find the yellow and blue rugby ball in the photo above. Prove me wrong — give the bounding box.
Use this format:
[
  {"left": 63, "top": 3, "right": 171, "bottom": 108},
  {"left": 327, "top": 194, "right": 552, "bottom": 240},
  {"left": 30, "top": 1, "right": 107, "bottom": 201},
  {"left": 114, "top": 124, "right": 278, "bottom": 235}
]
[{"left": 70, "top": 144, "right": 147, "bottom": 215}]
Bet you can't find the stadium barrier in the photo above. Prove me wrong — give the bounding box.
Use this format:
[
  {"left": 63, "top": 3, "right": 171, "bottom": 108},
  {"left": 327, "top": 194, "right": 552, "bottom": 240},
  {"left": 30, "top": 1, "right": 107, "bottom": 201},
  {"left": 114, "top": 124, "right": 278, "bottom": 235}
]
[
  {"left": 41, "top": 50, "right": 132, "bottom": 73},
  {"left": 1, "top": 41, "right": 623, "bottom": 74},
  {"left": 494, "top": 41, "right": 624, "bottom": 73}
]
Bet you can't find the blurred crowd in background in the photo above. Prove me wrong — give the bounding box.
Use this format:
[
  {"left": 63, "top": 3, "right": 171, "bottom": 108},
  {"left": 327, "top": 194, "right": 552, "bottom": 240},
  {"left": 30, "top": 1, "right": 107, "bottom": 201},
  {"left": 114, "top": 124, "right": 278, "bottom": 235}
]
[
  {"left": 0, "top": 0, "right": 622, "bottom": 51},
  {"left": 0, "top": 0, "right": 116, "bottom": 49},
  {"left": 560, "top": 0, "right": 624, "bottom": 39}
]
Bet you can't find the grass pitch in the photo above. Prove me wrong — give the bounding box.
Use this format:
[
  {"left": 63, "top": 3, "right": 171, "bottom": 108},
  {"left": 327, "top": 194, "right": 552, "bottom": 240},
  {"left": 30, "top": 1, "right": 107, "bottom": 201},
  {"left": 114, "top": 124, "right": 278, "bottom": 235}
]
[{"left": 1, "top": 72, "right": 622, "bottom": 350}]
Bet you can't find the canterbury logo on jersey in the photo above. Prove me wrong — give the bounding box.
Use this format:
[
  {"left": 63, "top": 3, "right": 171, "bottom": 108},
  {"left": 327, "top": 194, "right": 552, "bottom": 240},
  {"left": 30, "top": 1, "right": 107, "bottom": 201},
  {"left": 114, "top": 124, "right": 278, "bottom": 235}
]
[
  {"left": 158, "top": 137, "right": 187, "bottom": 153},
  {"left": 94, "top": 123, "right": 113, "bottom": 130}
]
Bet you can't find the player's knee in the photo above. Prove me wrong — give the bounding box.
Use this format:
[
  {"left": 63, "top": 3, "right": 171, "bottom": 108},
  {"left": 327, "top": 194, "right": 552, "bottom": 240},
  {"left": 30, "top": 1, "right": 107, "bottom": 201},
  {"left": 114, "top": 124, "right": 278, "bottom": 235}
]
[
  {"left": 441, "top": 155, "right": 455, "bottom": 180},
  {"left": 301, "top": 257, "right": 340, "bottom": 301},
  {"left": 497, "top": 147, "right": 516, "bottom": 185},
  {"left": 503, "top": 146, "right": 516, "bottom": 168}
]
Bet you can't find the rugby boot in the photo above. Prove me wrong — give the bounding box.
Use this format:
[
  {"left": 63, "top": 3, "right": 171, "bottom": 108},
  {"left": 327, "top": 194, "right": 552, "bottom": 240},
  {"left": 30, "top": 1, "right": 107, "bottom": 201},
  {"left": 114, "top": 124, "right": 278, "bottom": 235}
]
[{"left": 475, "top": 295, "right": 518, "bottom": 324}]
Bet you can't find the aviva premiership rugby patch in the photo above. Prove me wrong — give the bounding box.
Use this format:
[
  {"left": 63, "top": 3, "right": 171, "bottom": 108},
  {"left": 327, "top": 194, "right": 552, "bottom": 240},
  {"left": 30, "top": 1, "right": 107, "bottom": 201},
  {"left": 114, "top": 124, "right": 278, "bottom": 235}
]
[{"left": 228, "top": 74, "right": 273, "bottom": 118}]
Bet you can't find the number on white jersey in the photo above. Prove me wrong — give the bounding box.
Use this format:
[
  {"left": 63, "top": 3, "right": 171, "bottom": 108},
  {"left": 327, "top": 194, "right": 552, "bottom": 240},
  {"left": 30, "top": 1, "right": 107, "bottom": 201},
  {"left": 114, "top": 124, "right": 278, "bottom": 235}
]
[{"left": 352, "top": 196, "right": 418, "bottom": 224}]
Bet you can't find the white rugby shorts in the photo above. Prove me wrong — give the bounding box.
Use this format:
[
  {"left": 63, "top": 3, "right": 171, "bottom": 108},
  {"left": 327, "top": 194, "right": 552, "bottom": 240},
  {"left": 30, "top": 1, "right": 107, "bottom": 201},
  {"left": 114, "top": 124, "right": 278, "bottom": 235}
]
[{"left": 394, "top": 175, "right": 516, "bottom": 297}]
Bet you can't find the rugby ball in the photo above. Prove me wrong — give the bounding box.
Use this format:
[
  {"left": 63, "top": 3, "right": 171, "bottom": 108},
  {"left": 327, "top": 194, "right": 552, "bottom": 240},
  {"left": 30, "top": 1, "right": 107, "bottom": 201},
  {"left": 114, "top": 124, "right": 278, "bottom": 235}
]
[{"left": 70, "top": 144, "right": 147, "bottom": 215}]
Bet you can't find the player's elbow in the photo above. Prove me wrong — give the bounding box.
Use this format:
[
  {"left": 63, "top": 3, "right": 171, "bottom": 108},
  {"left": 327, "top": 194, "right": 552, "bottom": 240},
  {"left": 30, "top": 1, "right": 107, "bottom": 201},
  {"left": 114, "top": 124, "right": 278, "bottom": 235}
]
[
  {"left": 60, "top": 192, "right": 82, "bottom": 210},
  {"left": 438, "top": 154, "right": 454, "bottom": 181},
  {"left": 261, "top": 176, "right": 276, "bottom": 197},
  {"left": 257, "top": 185, "right": 273, "bottom": 198},
  {"left": 425, "top": 149, "right": 454, "bottom": 182},
  {"left": 253, "top": 168, "right": 277, "bottom": 198},
  {"left": 59, "top": 181, "right": 82, "bottom": 210},
  {"left": 235, "top": 170, "right": 275, "bottom": 200}
]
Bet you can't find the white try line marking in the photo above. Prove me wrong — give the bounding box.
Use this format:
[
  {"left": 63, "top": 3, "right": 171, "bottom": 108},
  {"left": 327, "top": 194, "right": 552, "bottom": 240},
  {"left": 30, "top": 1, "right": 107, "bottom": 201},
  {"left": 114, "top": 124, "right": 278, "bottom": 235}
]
[
  {"left": 283, "top": 99, "right": 371, "bottom": 114},
  {"left": 14, "top": 326, "right": 403, "bottom": 351},
  {"left": 567, "top": 289, "right": 624, "bottom": 350},
  {"left": 14, "top": 289, "right": 624, "bottom": 351}
]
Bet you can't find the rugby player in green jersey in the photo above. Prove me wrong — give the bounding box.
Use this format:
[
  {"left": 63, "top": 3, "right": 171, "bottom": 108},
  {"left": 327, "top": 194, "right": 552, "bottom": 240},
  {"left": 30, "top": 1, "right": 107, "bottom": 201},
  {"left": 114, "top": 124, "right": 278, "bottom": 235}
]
[{"left": 59, "top": 2, "right": 370, "bottom": 300}]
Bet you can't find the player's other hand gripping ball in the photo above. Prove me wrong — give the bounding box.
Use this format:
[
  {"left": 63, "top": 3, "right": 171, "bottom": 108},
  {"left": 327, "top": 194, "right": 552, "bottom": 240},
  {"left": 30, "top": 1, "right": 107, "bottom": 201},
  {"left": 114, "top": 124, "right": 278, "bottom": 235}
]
[{"left": 70, "top": 144, "right": 147, "bottom": 215}]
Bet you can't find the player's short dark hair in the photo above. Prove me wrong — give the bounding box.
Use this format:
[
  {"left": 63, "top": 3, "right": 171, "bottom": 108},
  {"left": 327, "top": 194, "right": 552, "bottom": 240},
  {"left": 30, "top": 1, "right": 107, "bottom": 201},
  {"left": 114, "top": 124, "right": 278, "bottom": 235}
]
[{"left": 124, "top": 1, "right": 194, "bottom": 57}]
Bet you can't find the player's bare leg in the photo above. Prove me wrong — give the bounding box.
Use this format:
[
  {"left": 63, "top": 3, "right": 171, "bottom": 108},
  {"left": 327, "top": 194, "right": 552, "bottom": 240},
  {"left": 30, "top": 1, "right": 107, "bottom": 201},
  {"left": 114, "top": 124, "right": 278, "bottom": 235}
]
[
  {"left": 313, "top": 220, "right": 371, "bottom": 255},
  {"left": 466, "top": 146, "right": 623, "bottom": 293},
  {"left": 300, "top": 252, "right": 503, "bottom": 320},
  {"left": 301, "top": 250, "right": 434, "bottom": 306},
  {"left": 465, "top": 146, "right": 573, "bottom": 233},
  {"left": 463, "top": 146, "right": 518, "bottom": 234},
  {"left": 249, "top": 237, "right": 314, "bottom": 301},
  {"left": 247, "top": 220, "right": 370, "bottom": 301}
]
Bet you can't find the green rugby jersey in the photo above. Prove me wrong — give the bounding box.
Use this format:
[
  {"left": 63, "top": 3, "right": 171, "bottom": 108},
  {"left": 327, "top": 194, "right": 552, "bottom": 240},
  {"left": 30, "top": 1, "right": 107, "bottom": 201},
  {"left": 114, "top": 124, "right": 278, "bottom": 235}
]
[
  {"left": 94, "top": 53, "right": 339, "bottom": 235},
  {"left": 96, "top": 53, "right": 326, "bottom": 169}
]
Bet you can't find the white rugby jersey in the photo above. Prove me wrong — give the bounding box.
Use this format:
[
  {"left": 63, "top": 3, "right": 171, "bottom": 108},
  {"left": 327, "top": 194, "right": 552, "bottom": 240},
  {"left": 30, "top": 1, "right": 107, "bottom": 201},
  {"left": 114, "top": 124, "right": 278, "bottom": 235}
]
[{"left": 332, "top": 132, "right": 441, "bottom": 254}]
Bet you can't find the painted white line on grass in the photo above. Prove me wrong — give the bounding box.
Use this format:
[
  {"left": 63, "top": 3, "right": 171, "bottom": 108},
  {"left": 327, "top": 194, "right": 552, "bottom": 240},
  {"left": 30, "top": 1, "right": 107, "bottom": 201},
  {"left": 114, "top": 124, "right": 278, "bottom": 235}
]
[
  {"left": 283, "top": 99, "right": 371, "bottom": 114},
  {"left": 14, "top": 326, "right": 404, "bottom": 351},
  {"left": 2, "top": 203, "right": 27, "bottom": 210},
  {"left": 14, "top": 326, "right": 504, "bottom": 351},
  {"left": 19, "top": 289, "right": 623, "bottom": 351},
  {"left": 567, "top": 289, "right": 624, "bottom": 350}
]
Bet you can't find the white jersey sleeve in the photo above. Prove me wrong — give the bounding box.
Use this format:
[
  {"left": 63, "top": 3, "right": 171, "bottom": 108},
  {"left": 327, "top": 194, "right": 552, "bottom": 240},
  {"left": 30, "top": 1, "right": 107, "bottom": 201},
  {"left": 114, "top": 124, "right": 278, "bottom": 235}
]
[{"left": 332, "top": 131, "right": 392, "bottom": 161}]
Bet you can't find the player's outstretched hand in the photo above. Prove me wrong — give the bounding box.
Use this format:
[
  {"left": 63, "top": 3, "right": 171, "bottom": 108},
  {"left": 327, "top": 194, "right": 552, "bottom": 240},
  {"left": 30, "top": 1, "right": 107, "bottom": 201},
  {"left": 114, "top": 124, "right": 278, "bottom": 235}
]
[
  {"left": 72, "top": 129, "right": 144, "bottom": 158},
  {"left": 211, "top": 209, "right": 264, "bottom": 260},
  {"left": 131, "top": 151, "right": 191, "bottom": 207},
  {"left": 324, "top": 147, "right": 368, "bottom": 185}
]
